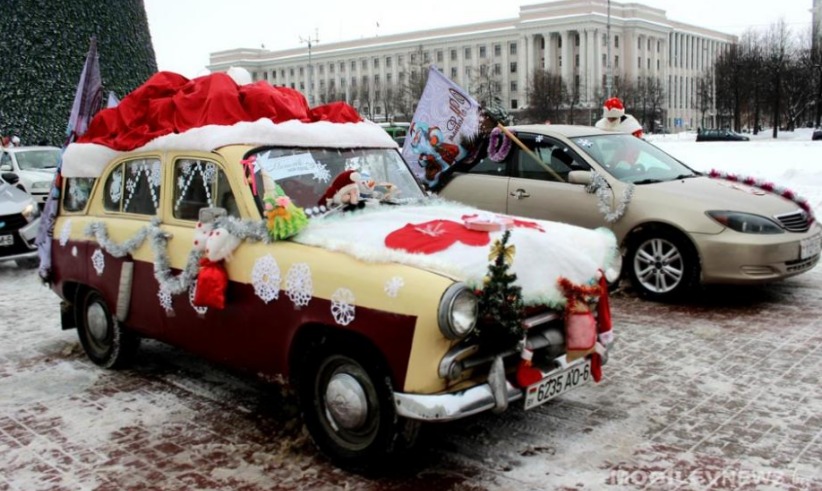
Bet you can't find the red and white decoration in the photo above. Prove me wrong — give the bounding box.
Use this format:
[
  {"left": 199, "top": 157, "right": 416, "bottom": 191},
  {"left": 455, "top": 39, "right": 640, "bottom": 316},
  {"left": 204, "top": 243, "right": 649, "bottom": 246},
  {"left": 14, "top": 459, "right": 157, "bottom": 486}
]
[
  {"left": 708, "top": 169, "right": 815, "bottom": 223},
  {"left": 91, "top": 249, "right": 105, "bottom": 276}
]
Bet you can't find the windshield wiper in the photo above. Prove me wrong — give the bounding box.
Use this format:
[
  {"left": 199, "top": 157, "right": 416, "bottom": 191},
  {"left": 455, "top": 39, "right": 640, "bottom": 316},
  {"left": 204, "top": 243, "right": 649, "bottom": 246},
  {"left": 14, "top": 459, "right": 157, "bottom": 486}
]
[
  {"left": 633, "top": 178, "right": 663, "bottom": 185},
  {"left": 673, "top": 173, "right": 697, "bottom": 180}
]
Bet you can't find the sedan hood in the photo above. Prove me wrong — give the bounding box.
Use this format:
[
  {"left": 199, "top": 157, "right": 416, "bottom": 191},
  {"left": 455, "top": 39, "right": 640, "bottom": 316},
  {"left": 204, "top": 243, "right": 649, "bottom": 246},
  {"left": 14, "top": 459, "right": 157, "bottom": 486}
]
[
  {"left": 634, "top": 176, "right": 805, "bottom": 217},
  {"left": 0, "top": 182, "right": 35, "bottom": 214},
  {"left": 293, "top": 200, "right": 619, "bottom": 308}
]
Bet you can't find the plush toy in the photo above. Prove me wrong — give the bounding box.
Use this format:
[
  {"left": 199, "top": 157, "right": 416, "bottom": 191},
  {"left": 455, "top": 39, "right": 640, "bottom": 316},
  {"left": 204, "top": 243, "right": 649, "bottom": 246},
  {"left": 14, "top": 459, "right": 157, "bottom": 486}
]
[
  {"left": 319, "top": 170, "right": 363, "bottom": 208},
  {"left": 192, "top": 227, "right": 242, "bottom": 310},
  {"left": 192, "top": 221, "right": 213, "bottom": 252}
]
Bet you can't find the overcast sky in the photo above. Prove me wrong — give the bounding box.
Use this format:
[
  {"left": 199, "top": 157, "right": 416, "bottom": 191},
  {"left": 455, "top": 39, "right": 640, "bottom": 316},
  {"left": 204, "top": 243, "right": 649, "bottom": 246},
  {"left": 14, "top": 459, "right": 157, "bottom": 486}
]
[{"left": 142, "top": 0, "right": 816, "bottom": 79}]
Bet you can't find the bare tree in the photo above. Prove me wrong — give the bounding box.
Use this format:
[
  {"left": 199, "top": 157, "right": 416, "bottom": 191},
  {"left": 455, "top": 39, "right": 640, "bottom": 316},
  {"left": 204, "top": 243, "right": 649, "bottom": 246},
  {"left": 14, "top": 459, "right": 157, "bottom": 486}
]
[
  {"left": 695, "top": 71, "right": 714, "bottom": 129},
  {"left": 522, "top": 69, "right": 566, "bottom": 123},
  {"left": 468, "top": 60, "right": 503, "bottom": 108},
  {"left": 763, "top": 19, "right": 793, "bottom": 138}
]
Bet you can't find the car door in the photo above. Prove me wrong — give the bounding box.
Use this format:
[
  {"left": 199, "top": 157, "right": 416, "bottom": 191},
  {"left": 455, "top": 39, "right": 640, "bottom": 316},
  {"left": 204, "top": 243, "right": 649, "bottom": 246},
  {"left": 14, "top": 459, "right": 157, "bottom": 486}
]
[
  {"left": 506, "top": 133, "right": 608, "bottom": 230},
  {"left": 438, "top": 155, "right": 510, "bottom": 214}
]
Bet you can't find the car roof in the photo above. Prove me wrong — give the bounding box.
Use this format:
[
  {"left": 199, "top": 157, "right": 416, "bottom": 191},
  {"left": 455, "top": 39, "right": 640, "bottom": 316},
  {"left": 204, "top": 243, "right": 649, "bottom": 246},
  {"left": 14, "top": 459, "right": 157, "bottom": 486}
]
[
  {"left": 507, "top": 124, "right": 613, "bottom": 138},
  {"left": 4, "top": 146, "right": 61, "bottom": 153}
]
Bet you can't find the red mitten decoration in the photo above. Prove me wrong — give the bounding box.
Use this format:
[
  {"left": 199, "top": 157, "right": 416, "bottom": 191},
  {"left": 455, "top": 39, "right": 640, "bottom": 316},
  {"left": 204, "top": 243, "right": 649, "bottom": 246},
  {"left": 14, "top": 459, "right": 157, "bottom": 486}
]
[
  {"left": 516, "top": 359, "right": 543, "bottom": 388},
  {"left": 597, "top": 271, "right": 613, "bottom": 344},
  {"left": 193, "top": 258, "right": 228, "bottom": 309},
  {"left": 591, "top": 353, "right": 603, "bottom": 383}
]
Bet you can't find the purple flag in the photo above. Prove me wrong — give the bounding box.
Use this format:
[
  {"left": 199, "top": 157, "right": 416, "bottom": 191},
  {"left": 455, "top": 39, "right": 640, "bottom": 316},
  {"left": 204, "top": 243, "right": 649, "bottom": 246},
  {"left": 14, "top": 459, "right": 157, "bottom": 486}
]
[{"left": 37, "top": 37, "right": 104, "bottom": 281}]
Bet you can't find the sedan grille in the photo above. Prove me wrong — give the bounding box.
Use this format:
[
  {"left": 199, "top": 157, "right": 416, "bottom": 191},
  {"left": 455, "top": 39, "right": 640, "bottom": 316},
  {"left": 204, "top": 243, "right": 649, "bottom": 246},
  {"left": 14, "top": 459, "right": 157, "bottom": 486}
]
[
  {"left": 774, "top": 210, "right": 811, "bottom": 233},
  {"left": 0, "top": 213, "right": 28, "bottom": 232}
]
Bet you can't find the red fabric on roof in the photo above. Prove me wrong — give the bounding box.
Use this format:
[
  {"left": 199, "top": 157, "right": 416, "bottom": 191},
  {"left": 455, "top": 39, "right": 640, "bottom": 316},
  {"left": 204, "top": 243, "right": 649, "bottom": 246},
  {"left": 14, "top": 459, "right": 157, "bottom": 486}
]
[{"left": 76, "top": 71, "right": 362, "bottom": 151}]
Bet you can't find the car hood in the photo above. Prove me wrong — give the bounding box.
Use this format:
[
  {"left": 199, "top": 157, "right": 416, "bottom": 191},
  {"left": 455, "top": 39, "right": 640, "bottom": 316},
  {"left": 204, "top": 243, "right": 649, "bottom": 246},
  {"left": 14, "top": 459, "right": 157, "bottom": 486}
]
[
  {"left": 632, "top": 176, "right": 805, "bottom": 217},
  {"left": 292, "top": 200, "right": 619, "bottom": 308},
  {"left": 0, "top": 182, "right": 34, "bottom": 214},
  {"left": 16, "top": 168, "right": 56, "bottom": 182}
]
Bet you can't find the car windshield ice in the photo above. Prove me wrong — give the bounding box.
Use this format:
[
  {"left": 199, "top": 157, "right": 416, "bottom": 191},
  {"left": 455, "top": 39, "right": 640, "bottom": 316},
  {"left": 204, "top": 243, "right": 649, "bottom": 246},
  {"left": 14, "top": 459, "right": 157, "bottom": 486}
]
[
  {"left": 247, "top": 146, "right": 427, "bottom": 215},
  {"left": 572, "top": 134, "right": 698, "bottom": 184},
  {"left": 14, "top": 149, "right": 61, "bottom": 171}
]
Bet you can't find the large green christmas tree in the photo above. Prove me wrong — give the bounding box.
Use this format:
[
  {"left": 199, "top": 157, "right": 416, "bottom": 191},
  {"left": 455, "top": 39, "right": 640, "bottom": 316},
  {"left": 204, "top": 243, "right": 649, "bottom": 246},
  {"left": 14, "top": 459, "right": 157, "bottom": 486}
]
[{"left": 0, "top": 1, "right": 157, "bottom": 146}]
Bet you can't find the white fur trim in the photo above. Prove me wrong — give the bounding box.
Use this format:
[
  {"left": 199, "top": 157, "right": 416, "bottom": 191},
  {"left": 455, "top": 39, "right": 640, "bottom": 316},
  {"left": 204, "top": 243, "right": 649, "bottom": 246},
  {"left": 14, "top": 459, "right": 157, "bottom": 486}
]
[
  {"left": 599, "top": 330, "right": 614, "bottom": 345},
  {"left": 62, "top": 119, "right": 398, "bottom": 178},
  {"left": 226, "top": 66, "right": 252, "bottom": 86},
  {"left": 603, "top": 107, "right": 625, "bottom": 118}
]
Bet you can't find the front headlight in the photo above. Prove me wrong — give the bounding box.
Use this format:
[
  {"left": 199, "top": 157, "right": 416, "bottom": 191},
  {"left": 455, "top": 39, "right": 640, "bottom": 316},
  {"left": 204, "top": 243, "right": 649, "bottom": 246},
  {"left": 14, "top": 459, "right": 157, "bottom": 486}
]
[
  {"left": 22, "top": 201, "right": 40, "bottom": 222},
  {"left": 706, "top": 211, "right": 783, "bottom": 234},
  {"left": 32, "top": 181, "right": 51, "bottom": 190},
  {"left": 438, "top": 283, "right": 478, "bottom": 340}
]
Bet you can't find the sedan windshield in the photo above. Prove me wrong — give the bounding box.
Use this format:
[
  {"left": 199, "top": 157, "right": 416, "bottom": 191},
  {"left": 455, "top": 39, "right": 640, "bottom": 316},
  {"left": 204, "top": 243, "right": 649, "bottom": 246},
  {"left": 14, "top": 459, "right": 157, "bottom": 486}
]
[
  {"left": 14, "top": 149, "right": 61, "bottom": 171},
  {"left": 572, "top": 134, "right": 698, "bottom": 184},
  {"left": 248, "top": 147, "right": 426, "bottom": 216}
]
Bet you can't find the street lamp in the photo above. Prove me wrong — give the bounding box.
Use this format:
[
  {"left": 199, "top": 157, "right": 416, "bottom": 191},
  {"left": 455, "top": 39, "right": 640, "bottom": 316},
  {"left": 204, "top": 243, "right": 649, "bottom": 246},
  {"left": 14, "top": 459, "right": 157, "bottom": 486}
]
[{"left": 300, "top": 31, "right": 319, "bottom": 106}]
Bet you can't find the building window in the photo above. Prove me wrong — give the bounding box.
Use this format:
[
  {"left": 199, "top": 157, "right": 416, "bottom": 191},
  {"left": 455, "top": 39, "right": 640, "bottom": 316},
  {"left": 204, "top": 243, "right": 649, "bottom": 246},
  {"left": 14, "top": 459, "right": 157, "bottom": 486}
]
[
  {"left": 362, "top": 75, "right": 368, "bottom": 86},
  {"left": 575, "top": 34, "right": 580, "bottom": 47},
  {"left": 647, "top": 58, "right": 651, "bottom": 70},
  {"left": 350, "top": 61, "right": 355, "bottom": 71},
  {"left": 272, "top": 71, "right": 277, "bottom": 80},
  {"left": 290, "top": 83, "right": 295, "bottom": 89},
  {"left": 319, "top": 65, "right": 324, "bottom": 75},
  {"left": 602, "top": 53, "right": 606, "bottom": 67},
  {"left": 399, "top": 72, "right": 405, "bottom": 82},
  {"left": 657, "top": 59, "right": 661, "bottom": 70},
  {"left": 340, "top": 62, "right": 345, "bottom": 72},
  {"left": 451, "top": 67, "right": 458, "bottom": 78},
  {"left": 299, "top": 67, "right": 304, "bottom": 76},
  {"left": 424, "top": 51, "right": 431, "bottom": 63},
  {"left": 374, "top": 74, "right": 380, "bottom": 85},
  {"left": 615, "top": 36, "right": 619, "bottom": 48},
  {"left": 657, "top": 40, "right": 662, "bottom": 53},
  {"left": 362, "top": 59, "right": 368, "bottom": 69},
  {"left": 648, "top": 39, "right": 652, "bottom": 50},
  {"left": 602, "top": 33, "right": 607, "bottom": 47},
  {"left": 494, "top": 44, "right": 501, "bottom": 57},
  {"left": 450, "top": 49, "right": 457, "bottom": 61},
  {"left": 376, "top": 106, "right": 382, "bottom": 115},
  {"left": 558, "top": 36, "right": 562, "bottom": 48},
  {"left": 398, "top": 55, "right": 404, "bottom": 65},
  {"left": 510, "top": 42, "right": 517, "bottom": 55},
  {"left": 386, "top": 56, "right": 392, "bottom": 68},
  {"left": 437, "top": 50, "right": 443, "bottom": 62},
  {"left": 341, "top": 78, "right": 346, "bottom": 88},
  {"left": 464, "top": 47, "right": 472, "bottom": 60},
  {"left": 329, "top": 64, "right": 335, "bottom": 74},
  {"left": 510, "top": 61, "right": 517, "bottom": 73},
  {"left": 638, "top": 57, "right": 641, "bottom": 69},
  {"left": 280, "top": 69, "right": 285, "bottom": 78},
  {"left": 510, "top": 81, "right": 518, "bottom": 92},
  {"left": 575, "top": 54, "right": 579, "bottom": 67},
  {"left": 373, "top": 58, "right": 379, "bottom": 69},
  {"left": 511, "top": 99, "right": 518, "bottom": 110},
  {"left": 351, "top": 77, "right": 356, "bottom": 87},
  {"left": 479, "top": 45, "right": 487, "bottom": 58},
  {"left": 559, "top": 55, "right": 562, "bottom": 67},
  {"left": 464, "top": 66, "right": 471, "bottom": 76},
  {"left": 494, "top": 63, "right": 501, "bottom": 75},
  {"left": 290, "top": 68, "right": 295, "bottom": 76},
  {"left": 638, "top": 38, "right": 642, "bottom": 49},
  {"left": 480, "top": 65, "right": 487, "bottom": 76},
  {"left": 615, "top": 55, "right": 619, "bottom": 68}
]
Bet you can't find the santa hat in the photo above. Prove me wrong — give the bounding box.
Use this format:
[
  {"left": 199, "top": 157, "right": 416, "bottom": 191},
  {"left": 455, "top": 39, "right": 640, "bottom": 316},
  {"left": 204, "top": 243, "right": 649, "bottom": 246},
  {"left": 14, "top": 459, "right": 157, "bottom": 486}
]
[
  {"left": 319, "top": 169, "right": 360, "bottom": 206},
  {"left": 602, "top": 97, "right": 625, "bottom": 118}
]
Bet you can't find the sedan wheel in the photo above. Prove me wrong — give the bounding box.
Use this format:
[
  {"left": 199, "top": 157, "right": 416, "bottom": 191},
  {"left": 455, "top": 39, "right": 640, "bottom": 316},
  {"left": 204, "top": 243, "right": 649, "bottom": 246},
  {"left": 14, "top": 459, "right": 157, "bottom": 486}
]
[{"left": 628, "top": 231, "right": 698, "bottom": 301}]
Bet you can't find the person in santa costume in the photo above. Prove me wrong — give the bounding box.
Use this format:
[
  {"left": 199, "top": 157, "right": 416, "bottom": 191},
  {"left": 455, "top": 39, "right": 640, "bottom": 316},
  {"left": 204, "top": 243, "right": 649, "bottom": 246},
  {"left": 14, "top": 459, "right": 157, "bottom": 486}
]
[{"left": 595, "top": 97, "right": 644, "bottom": 139}]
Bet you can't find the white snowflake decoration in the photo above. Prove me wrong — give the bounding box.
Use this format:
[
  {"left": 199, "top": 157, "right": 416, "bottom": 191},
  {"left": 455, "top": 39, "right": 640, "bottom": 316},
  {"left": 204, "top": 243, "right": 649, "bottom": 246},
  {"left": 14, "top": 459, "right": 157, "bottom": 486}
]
[
  {"left": 384, "top": 277, "right": 405, "bottom": 298},
  {"left": 331, "top": 288, "right": 355, "bottom": 326},
  {"left": 251, "top": 255, "right": 281, "bottom": 303},
  {"left": 189, "top": 284, "right": 208, "bottom": 316},
  {"left": 202, "top": 163, "right": 217, "bottom": 184},
  {"left": 182, "top": 161, "right": 193, "bottom": 175},
  {"left": 285, "top": 263, "right": 313, "bottom": 307},
  {"left": 312, "top": 162, "right": 331, "bottom": 183},
  {"left": 535, "top": 135, "right": 544, "bottom": 143},
  {"left": 91, "top": 249, "right": 105, "bottom": 276},
  {"left": 158, "top": 286, "right": 174, "bottom": 315},
  {"left": 150, "top": 162, "right": 162, "bottom": 187},
  {"left": 109, "top": 170, "right": 122, "bottom": 204},
  {"left": 69, "top": 183, "right": 86, "bottom": 207},
  {"left": 576, "top": 138, "right": 593, "bottom": 149},
  {"left": 176, "top": 175, "right": 187, "bottom": 192},
  {"left": 71, "top": 246, "right": 78, "bottom": 257},
  {"left": 59, "top": 219, "right": 72, "bottom": 247}
]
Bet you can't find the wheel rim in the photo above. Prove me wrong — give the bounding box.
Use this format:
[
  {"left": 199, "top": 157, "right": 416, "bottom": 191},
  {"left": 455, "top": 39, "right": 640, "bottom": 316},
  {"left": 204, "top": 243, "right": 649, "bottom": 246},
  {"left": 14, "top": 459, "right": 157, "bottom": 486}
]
[
  {"left": 316, "top": 357, "right": 379, "bottom": 450},
  {"left": 633, "top": 237, "right": 684, "bottom": 294},
  {"left": 85, "top": 299, "right": 111, "bottom": 355}
]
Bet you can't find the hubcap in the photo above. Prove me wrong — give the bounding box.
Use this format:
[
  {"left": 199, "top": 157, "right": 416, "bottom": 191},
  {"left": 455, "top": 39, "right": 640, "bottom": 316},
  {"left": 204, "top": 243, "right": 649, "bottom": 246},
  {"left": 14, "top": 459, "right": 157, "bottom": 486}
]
[
  {"left": 634, "top": 238, "right": 684, "bottom": 294},
  {"left": 324, "top": 372, "right": 368, "bottom": 430},
  {"left": 87, "top": 303, "right": 109, "bottom": 341}
]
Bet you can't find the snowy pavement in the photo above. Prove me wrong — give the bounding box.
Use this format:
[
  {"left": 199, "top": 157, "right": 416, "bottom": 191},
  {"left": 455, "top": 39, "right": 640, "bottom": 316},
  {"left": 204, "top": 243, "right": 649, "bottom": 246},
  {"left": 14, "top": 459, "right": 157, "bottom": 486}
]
[{"left": 1, "top": 260, "right": 821, "bottom": 490}]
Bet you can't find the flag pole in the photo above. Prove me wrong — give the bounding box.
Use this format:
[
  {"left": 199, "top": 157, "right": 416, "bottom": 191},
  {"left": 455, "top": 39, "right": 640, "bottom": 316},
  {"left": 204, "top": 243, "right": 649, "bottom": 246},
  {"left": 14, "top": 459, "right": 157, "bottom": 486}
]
[{"left": 496, "top": 123, "right": 565, "bottom": 182}]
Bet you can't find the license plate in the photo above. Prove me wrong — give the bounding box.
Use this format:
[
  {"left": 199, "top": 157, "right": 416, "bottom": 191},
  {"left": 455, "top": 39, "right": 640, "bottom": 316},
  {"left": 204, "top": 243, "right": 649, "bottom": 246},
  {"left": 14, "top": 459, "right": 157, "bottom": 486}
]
[
  {"left": 524, "top": 359, "right": 592, "bottom": 411},
  {"left": 800, "top": 234, "right": 822, "bottom": 260},
  {"left": 0, "top": 235, "right": 12, "bottom": 247}
]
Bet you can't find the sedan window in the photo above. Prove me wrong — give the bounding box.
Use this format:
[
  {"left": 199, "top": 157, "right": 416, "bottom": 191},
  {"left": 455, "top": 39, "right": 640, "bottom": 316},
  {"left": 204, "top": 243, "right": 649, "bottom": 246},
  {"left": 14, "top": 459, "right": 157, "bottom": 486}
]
[{"left": 573, "top": 134, "right": 696, "bottom": 183}]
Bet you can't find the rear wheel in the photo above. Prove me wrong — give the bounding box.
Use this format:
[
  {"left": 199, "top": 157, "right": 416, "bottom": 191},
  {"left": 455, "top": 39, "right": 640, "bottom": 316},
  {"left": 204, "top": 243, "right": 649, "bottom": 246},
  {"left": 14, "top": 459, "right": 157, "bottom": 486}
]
[
  {"left": 627, "top": 229, "right": 699, "bottom": 301},
  {"left": 297, "top": 337, "right": 419, "bottom": 470},
  {"left": 77, "top": 290, "right": 139, "bottom": 368}
]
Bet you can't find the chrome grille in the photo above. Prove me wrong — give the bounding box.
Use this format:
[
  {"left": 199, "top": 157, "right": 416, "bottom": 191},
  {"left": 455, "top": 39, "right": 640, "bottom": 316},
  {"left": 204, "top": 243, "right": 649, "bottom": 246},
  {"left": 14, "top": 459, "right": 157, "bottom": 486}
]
[
  {"left": 774, "top": 210, "right": 811, "bottom": 233},
  {"left": 0, "top": 213, "right": 28, "bottom": 232}
]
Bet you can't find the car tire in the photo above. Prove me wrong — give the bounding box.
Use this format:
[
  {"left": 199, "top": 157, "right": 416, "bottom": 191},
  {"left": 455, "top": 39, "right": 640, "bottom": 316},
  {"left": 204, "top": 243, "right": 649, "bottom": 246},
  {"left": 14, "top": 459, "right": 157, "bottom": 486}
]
[
  {"left": 77, "top": 289, "right": 140, "bottom": 368},
  {"left": 626, "top": 229, "right": 699, "bottom": 301},
  {"left": 297, "top": 336, "right": 419, "bottom": 470}
]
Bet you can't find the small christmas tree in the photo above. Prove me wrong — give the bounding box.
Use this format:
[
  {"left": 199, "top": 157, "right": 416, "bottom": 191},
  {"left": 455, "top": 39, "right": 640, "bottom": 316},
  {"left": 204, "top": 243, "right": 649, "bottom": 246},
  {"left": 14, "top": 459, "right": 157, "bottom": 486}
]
[
  {"left": 263, "top": 184, "right": 308, "bottom": 240},
  {"left": 474, "top": 230, "right": 525, "bottom": 350}
]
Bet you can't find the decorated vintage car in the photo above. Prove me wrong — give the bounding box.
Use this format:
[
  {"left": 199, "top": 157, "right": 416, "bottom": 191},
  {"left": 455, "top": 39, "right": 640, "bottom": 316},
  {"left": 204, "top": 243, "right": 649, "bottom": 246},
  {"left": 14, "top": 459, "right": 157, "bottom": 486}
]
[{"left": 45, "top": 71, "right": 619, "bottom": 468}]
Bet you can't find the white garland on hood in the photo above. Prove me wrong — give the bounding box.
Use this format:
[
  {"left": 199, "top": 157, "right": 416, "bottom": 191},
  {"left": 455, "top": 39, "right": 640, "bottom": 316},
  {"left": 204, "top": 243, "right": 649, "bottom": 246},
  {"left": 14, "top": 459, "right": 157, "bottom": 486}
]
[{"left": 586, "top": 172, "right": 634, "bottom": 224}]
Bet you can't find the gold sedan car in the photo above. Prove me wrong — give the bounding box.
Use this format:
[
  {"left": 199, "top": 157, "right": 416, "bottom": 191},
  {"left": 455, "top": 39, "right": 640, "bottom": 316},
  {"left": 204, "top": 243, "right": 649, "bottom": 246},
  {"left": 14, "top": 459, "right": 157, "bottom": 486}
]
[{"left": 440, "top": 125, "right": 822, "bottom": 301}]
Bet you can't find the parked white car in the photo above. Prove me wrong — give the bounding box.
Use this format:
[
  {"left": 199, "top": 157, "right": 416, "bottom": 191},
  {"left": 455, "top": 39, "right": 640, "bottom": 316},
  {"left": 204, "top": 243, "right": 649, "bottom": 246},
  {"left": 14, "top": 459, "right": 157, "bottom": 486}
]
[
  {"left": 0, "top": 171, "right": 41, "bottom": 268},
  {"left": 0, "top": 146, "right": 61, "bottom": 207}
]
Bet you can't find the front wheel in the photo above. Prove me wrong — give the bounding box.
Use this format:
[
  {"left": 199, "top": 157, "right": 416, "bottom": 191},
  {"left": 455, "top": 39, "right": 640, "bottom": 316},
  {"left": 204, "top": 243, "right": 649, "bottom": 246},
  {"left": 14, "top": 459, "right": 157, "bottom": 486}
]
[
  {"left": 297, "top": 338, "right": 418, "bottom": 470},
  {"left": 627, "top": 230, "right": 699, "bottom": 301},
  {"left": 77, "top": 289, "right": 140, "bottom": 368}
]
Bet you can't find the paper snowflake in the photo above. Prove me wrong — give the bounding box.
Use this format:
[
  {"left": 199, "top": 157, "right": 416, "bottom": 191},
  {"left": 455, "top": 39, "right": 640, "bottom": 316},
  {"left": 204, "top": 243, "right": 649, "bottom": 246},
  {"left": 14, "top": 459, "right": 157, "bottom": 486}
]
[
  {"left": 203, "top": 162, "right": 217, "bottom": 184},
  {"left": 181, "top": 161, "right": 193, "bottom": 175},
  {"left": 384, "top": 276, "right": 405, "bottom": 298},
  {"left": 576, "top": 138, "right": 593, "bottom": 149},
  {"left": 189, "top": 285, "right": 208, "bottom": 316},
  {"left": 176, "top": 175, "right": 187, "bottom": 192},
  {"left": 252, "top": 255, "right": 281, "bottom": 303},
  {"left": 286, "top": 263, "right": 313, "bottom": 307},
  {"left": 59, "top": 219, "right": 72, "bottom": 247},
  {"left": 150, "top": 162, "right": 162, "bottom": 187},
  {"left": 535, "top": 135, "right": 544, "bottom": 143},
  {"left": 109, "top": 170, "right": 122, "bottom": 203},
  {"left": 331, "top": 288, "right": 356, "bottom": 326},
  {"left": 312, "top": 162, "right": 331, "bottom": 183},
  {"left": 158, "top": 286, "right": 174, "bottom": 315},
  {"left": 91, "top": 249, "right": 105, "bottom": 276}
]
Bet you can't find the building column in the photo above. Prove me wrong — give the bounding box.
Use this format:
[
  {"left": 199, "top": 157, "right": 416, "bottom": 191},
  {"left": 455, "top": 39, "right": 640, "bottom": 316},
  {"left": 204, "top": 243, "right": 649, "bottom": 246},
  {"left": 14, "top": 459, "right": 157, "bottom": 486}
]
[{"left": 561, "top": 30, "right": 573, "bottom": 85}]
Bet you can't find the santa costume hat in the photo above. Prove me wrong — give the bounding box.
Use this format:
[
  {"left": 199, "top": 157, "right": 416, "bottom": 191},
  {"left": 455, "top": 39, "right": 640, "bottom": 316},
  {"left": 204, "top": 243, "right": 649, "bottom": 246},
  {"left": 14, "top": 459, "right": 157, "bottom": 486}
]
[
  {"left": 319, "top": 169, "right": 360, "bottom": 206},
  {"left": 602, "top": 97, "right": 626, "bottom": 119}
]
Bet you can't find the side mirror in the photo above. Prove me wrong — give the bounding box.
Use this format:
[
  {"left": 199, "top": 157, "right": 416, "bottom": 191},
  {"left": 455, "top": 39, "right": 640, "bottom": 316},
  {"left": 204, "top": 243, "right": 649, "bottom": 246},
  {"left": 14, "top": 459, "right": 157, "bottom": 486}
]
[
  {"left": 568, "top": 170, "right": 593, "bottom": 186},
  {"left": 2, "top": 172, "right": 20, "bottom": 185}
]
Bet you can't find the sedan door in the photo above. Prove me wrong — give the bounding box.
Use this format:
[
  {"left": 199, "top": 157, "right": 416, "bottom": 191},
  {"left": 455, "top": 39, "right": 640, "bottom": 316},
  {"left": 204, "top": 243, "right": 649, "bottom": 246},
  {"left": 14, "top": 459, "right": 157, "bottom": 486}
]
[
  {"left": 437, "top": 157, "right": 510, "bottom": 214},
  {"left": 506, "top": 133, "right": 608, "bottom": 230}
]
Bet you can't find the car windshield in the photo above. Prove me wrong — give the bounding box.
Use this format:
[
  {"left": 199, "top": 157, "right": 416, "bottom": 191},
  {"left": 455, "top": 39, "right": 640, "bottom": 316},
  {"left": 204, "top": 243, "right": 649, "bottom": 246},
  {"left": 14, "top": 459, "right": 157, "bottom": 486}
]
[
  {"left": 247, "top": 146, "right": 426, "bottom": 215},
  {"left": 571, "top": 134, "right": 698, "bottom": 184},
  {"left": 14, "top": 149, "right": 61, "bottom": 171}
]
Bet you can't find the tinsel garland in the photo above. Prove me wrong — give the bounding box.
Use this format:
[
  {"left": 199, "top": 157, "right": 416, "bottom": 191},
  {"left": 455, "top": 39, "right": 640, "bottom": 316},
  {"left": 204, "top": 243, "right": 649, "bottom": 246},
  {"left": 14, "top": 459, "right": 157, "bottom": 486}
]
[
  {"left": 586, "top": 172, "right": 635, "bottom": 223},
  {"left": 487, "top": 127, "right": 513, "bottom": 162},
  {"left": 708, "top": 169, "right": 816, "bottom": 223}
]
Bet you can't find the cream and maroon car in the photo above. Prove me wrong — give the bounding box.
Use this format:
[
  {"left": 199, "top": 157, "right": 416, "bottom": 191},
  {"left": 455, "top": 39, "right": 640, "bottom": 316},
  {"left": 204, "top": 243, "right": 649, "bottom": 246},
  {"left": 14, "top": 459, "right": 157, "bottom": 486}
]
[
  {"left": 49, "top": 119, "right": 619, "bottom": 469},
  {"left": 440, "top": 125, "right": 821, "bottom": 301}
]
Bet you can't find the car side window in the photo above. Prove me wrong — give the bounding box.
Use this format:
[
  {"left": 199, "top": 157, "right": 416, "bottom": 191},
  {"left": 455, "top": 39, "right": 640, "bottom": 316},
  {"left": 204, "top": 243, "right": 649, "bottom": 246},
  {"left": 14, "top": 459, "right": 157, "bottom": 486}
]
[
  {"left": 63, "top": 178, "right": 96, "bottom": 212},
  {"left": 515, "top": 135, "right": 587, "bottom": 182},
  {"left": 0, "top": 152, "right": 12, "bottom": 171},
  {"left": 467, "top": 156, "right": 507, "bottom": 176},
  {"left": 172, "top": 158, "right": 239, "bottom": 220},
  {"left": 103, "top": 158, "right": 161, "bottom": 215}
]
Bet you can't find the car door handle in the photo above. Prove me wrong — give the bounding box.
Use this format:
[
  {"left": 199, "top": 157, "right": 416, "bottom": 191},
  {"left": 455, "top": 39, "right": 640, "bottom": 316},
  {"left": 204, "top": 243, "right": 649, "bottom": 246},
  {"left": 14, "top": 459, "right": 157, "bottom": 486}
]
[{"left": 510, "top": 189, "right": 530, "bottom": 199}]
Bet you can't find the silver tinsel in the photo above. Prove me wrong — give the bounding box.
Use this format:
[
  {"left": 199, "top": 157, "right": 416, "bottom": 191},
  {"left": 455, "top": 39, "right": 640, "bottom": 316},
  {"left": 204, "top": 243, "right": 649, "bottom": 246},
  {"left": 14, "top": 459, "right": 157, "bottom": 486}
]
[
  {"left": 213, "top": 216, "right": 270, "bottom": 243},
  {"left": 587, "top": 172, "right": 635, "bottom": 224}
]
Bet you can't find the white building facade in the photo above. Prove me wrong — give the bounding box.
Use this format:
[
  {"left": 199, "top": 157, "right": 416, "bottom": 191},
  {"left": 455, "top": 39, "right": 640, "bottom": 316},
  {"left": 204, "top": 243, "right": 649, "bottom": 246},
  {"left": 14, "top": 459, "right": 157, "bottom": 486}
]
[{"left": 208, "top": 0, "right": 736, "bottom": 132}]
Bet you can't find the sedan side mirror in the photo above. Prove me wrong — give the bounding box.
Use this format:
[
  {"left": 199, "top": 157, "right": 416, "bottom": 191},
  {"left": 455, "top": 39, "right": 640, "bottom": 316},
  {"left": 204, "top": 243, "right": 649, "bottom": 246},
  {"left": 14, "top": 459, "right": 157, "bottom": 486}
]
[
  {"left": 1, "top": 172, "right": 20, "bottom": 185},
  {"left": 568, "top": 170, "right": 593, "bottom": 186}
]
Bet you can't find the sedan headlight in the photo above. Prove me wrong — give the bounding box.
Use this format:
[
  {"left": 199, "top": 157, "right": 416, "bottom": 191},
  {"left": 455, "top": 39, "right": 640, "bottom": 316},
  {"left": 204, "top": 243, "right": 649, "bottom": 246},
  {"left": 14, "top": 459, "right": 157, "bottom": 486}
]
[
  {"left": 438, "top": 283, "right": 478, "bottom": 340},
  {"left": 22, "top": 201, "right": 41, "bottom": 222},
  {"left": 706, "top": 211, "right": 783, "bottom": 234},
  {"left": 32, "top": 181, "right": 52, "bottom": 190}
]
